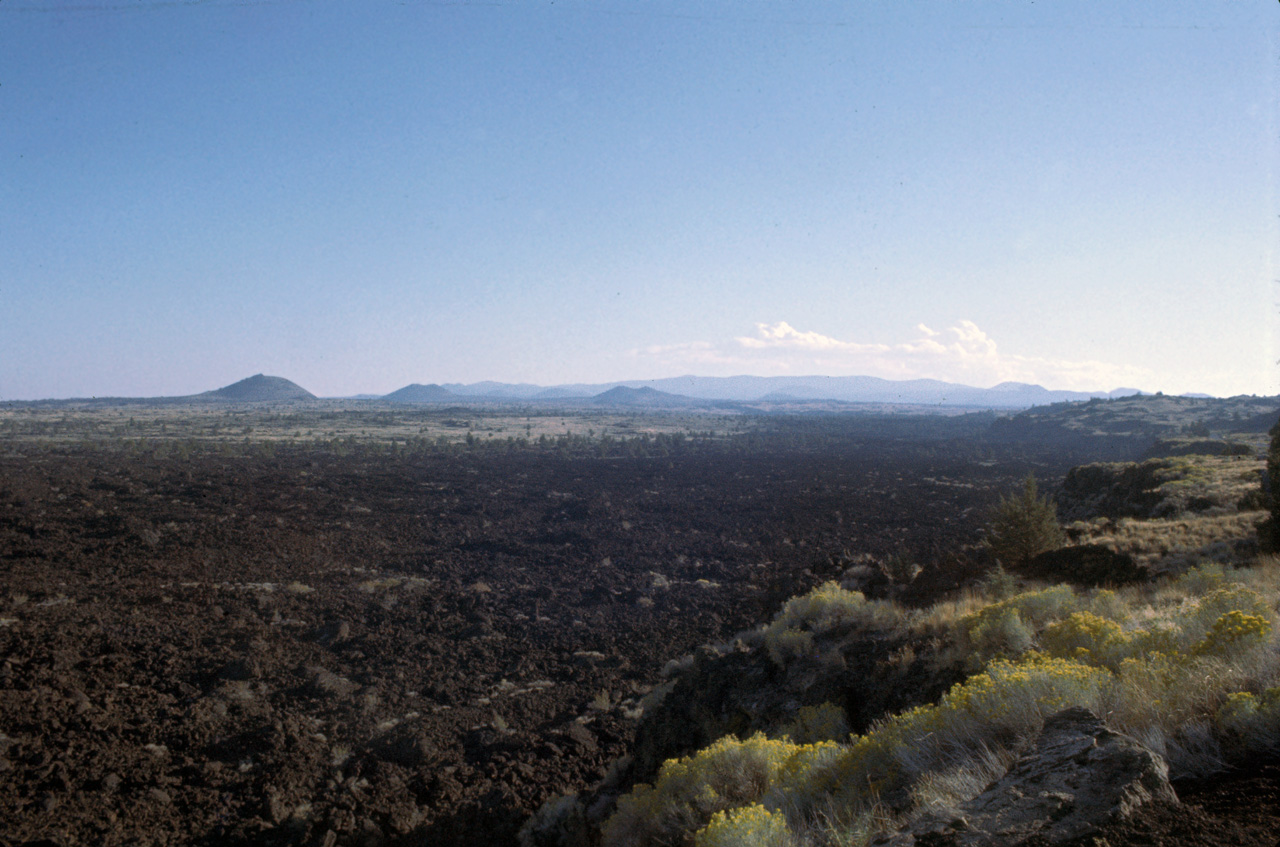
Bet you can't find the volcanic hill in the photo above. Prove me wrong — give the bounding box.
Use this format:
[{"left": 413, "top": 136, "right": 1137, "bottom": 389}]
[
  {"left": 383, "top": 383, "right": 458, "bottom": 403},
  {"left": 200, "top": 374, "right": 316, "bottom": 403}
]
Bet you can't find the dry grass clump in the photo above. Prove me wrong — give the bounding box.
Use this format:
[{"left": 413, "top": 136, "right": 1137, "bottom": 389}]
[
  {"left": 908, "top": 745, "right": 1019, "bottom": 813},
  {"left": 357, "top": 576, "right": 403, "bottom": 593}
]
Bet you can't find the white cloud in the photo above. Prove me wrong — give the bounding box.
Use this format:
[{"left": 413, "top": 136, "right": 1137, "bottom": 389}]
[
  {"left": 736, "top": 321, "right": 888, "bottom": 353},
  {"left": 633, "top": 320, "right": 1153, "bottom": 391}
]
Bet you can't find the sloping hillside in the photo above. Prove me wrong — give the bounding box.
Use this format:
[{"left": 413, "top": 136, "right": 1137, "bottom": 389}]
[{"left": 988, "top": 393, "right": 1278, "bottom": 460}]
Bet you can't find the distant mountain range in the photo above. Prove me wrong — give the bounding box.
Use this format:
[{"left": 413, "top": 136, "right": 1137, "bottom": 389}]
[
  {"left": 387, "top": 375, "right": 1148, "bottom": 409},
  {"left": 12, "top": 373, "right": 1164, "bottom": 409},
  {"left": 12, "top": 376, "right": 1177, "bottom": 411}
]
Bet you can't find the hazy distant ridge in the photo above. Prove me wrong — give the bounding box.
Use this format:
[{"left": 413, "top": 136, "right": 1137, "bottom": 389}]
[
  {"left": 413, "top": 375, "right": 1145, "bottom": 408},
  {"left": 11, "top": 374, "right": 1150, "bottom": 408}
]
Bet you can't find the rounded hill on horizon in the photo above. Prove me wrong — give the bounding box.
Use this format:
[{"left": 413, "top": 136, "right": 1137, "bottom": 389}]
[
  {"left": 200, "top": 374, "right": 315, "bottom": 403},
  {"left": 383, "top": 383, "right": 458, "bottom": 403},
  {"left": 591, "top": 385, "right": 699, "bottom": 407}
]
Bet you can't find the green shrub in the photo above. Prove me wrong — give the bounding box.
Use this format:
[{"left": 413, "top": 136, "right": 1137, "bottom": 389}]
[
  {"left": 765, "top": 628, "right": 816, "bottom": 667},
  {"left": 1175, "top": 562, "right": 1230, "bottom": 596},
  {"left": 776, "top": 702, "right": 850, "bottom": 745},
  {"left": 964, "top": 605, "right": 1034, "bottom": 668},
  {"left": 977, "top": 563, "right": 1019, "bottom": 600},
  {"left": 763, "top": 581, "right": 900, "bottom": 667},
  {"left": 1003, "top": 584, "right": 1079, "bottom": 628},
  {"left": 959, "top": 585, "right": 1078, "bottom": 668},
  {"left": 770, "top": 582, "right": 875, "bottom": 633}
]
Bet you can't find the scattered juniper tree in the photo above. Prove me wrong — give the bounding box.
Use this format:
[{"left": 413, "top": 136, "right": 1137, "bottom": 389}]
[{"left": 985, "top": 474, "right": 1067, "bottom": 567}]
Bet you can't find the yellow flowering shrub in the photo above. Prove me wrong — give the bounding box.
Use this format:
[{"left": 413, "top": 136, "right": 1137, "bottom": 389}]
[
  {"left": 771, "top": 581, "right": 870, "bottom": 633},
  {"left": 772, "top": 740, "right": 844, "bottom": 791},
  {"left": 1177, "top": 586, "right": 1273, "bottom": 648},
  {"left": 1192, "top": 611, "right": 1272, "bottom": 658},
  {"left": 1039, "top": 612, "right": 1131, "bottom": 670},
  {"left": 949, "top": 655, "right": 1109, "bottom": 718},
  {"left": 1217, "top": 690, "right": 1266, "bottom": 732},
  {"left": 602, "top": 734, "right": 803, "bottom": 847},
  {"left": 694, "top": 804, "right": 793, "bottom": 847},
  {"left": 1124, "top": 626, "right": 1179, "bottom": 659}
]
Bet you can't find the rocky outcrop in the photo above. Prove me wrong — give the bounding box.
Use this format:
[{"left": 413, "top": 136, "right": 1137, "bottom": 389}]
[
  {"left": 1058, "top": 455, "right": 1258, "bottom": 523},
  {"left": 1022, "top": 545, "right": 1145, "bottom": 587},
  {"left": 884, "top": 708, "right": 1178, "bottom": 846},
  {"left": 1056, "top": 461, "right": 1169, "bottom": 521}
]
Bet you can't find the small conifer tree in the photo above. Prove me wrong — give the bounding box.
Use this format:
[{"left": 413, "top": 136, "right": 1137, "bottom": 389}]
[{"left": 985, "top": 474, "right": 1066, "bottom": 567}]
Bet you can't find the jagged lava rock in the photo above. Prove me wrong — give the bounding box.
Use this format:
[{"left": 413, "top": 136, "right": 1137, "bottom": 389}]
[{"left": 884, "top": 707, "right": 1177, "bottom": 846}]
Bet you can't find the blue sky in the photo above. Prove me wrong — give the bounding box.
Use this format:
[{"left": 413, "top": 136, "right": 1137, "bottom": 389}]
[{"left": 2, "top": 1, "right": 1275, "bottom": 399}]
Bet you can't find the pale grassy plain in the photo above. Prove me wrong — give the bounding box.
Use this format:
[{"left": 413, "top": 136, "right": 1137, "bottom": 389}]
[{"left": 0, "top": 402, "right": 747, "bottom": 448}]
